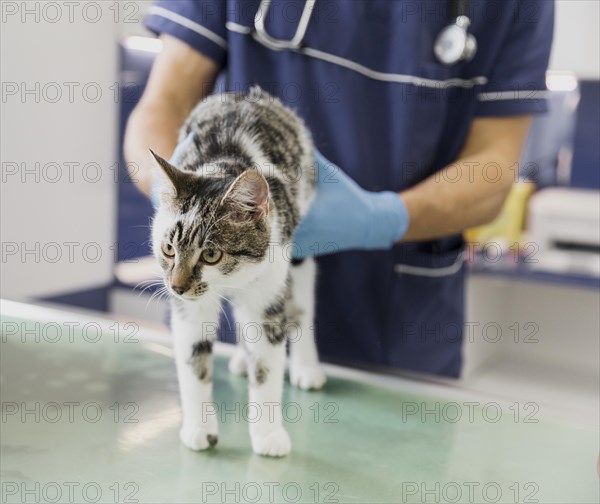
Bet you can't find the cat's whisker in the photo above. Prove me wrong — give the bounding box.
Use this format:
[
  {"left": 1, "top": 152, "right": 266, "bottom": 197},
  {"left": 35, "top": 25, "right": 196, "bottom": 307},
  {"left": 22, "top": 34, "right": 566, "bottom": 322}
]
[
  {"left": 160, "top": 288, "right": 172, "bottom": 302},
  {"left": 133, "top": 278, "right": 165, "bottom": 296},
  {"left": 207, "top": 291, "right": 232, "bottom": 329},
  {"left": 155, "top": 287, "right": 171, "bottom": 304},
  {"left": 203, "top": 293, "right": 220, "bottom": 319},
  {"left": 212, "top": 290, "right": 238, "bottom": 310},
  {"left": 137, "top": 281, "right": 163, "bottom": 289},
  {"left": 133, "top": 277, "right": 162, "bottom": 289},
  {"left": 137, "top": 284, "right": 162, "bottom": 296},
  {"left": 135, "top": 277, "right": 161, "bottom": 284},
  {"left": 145, "top": 285, "right": 170, "bottom": 311},
  {"left": 210, "top": 293, "right": 230, "bottom": 324},
  {"left": 144, "top": 289, "right": 161, "bottom": 309}
]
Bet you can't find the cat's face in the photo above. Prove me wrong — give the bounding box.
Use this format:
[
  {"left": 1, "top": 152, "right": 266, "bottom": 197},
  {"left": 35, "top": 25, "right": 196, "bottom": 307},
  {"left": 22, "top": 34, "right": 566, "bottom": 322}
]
[{"left": 150, "top": 151, "right": 271, "bottom": 300}]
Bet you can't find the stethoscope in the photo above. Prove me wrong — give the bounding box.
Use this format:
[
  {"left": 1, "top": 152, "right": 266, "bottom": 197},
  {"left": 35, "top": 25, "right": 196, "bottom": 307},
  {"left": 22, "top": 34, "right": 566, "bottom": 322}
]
[{"left": 253, "top": 0, "right": 477, "bottom": 65}]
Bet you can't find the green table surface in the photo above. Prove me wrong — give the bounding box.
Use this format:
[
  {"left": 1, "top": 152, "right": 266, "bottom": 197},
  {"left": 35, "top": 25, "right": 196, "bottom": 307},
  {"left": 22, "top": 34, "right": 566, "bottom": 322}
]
[{"left": 1, "top": 312, "right": 598, "bottom": 504}]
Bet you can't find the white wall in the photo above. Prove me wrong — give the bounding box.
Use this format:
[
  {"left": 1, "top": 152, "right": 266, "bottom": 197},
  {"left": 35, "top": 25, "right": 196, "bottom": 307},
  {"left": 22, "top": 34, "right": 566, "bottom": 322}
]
[
  {"left": 1, "top": 2, "right": 120, "bottom": 299},
  {"left": 98, "top": 0, "right": 152, "bottom": 38},
  {"left": 550, "top": 0, "right": 600, "bottom": 79}
]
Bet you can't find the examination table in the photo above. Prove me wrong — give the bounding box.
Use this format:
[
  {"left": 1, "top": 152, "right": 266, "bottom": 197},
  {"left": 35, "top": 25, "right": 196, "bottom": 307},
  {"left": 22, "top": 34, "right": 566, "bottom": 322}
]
[{"left": 1, "top": 301, "right": 597, "bottom": 504}]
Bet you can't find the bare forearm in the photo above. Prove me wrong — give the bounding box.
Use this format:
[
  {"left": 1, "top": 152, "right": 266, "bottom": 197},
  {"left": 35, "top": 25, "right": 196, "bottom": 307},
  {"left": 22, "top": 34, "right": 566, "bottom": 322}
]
[
  {"left": 399, "top": 116, "right": 532, "bottom": 242},
  {"left": 124, "top": 102, "right": 185, "bottom": 195},
  {"left": 401, "top": 150, "right": 516, "bottom": 240},
  {"left": 123, "top": 34, "right": 219, "bottom": 197}
]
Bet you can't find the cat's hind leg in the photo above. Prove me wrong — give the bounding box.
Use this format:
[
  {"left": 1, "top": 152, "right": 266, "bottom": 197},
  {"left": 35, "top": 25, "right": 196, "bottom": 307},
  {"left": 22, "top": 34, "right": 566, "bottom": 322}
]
[
  {"left": 171, "top": 299, "right": 220, "bottom": 451},
  {"left": 288, "top": 258, "right": 326, "bottom": 391}
]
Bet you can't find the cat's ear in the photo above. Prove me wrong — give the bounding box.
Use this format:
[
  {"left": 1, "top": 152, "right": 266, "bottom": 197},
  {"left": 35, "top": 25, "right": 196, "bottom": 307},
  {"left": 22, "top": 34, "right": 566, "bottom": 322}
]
[
  {"left": 149, "top": 149, "right": 195, "bottom": 199},
  {"left": 220, "top": 170, "right": 269, "bottom": 221}
]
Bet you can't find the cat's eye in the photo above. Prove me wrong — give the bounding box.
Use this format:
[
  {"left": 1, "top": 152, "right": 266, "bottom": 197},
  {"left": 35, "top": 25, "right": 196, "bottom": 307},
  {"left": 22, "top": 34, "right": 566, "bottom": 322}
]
[
  {"left": 161, "top": 242, "right": 175, "bottom": 257},
  {"left": 201, "top": 248, "right": 223, "bottom": 265}
]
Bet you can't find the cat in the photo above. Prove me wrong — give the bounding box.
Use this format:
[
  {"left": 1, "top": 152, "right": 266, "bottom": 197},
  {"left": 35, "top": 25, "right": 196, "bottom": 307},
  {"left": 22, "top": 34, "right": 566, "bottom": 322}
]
[{"left": 150, "top": 87, "right": 326, "bottom": 457}]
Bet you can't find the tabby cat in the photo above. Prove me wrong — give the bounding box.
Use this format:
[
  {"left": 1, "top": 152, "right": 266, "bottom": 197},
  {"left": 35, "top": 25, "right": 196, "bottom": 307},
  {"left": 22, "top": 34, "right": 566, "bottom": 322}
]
[{"left": 150, "top": 87, "right": 326, "bottom": 457}]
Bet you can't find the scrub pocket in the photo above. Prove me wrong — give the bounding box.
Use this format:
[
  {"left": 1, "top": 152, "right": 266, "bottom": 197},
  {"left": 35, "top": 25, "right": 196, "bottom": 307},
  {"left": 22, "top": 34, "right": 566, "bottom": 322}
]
[{"left": 383, "top": 242, "right": 466, "bottom": 377}]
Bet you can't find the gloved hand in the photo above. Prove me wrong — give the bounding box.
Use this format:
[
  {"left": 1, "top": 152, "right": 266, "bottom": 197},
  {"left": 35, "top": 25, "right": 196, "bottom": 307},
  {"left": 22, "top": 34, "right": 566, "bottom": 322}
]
[
  {"left": 292, "top": 150, "right": 409, "bottom": 258},
  {"left": 150, "top": 131, "right": 197, "bottom": 208}
]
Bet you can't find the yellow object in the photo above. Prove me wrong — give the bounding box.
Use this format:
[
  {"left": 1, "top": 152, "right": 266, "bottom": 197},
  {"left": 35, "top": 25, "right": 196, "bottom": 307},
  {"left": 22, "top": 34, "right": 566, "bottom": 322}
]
[{"left": 465, "top": 180, "right": 536, "bottom": 249}]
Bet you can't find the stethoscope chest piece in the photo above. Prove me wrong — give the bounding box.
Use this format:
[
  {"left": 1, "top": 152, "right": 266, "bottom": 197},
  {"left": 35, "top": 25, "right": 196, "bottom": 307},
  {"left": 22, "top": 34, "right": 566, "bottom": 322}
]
[{"left": 434, "top": 15, "right": 477, "bottom": 65}]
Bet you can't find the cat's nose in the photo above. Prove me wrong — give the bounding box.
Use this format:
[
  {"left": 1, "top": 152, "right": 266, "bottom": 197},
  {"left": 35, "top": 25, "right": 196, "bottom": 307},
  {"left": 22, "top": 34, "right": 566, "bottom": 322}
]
[{"left": 171, "top": 284, "right": 187, "bottom": 295}]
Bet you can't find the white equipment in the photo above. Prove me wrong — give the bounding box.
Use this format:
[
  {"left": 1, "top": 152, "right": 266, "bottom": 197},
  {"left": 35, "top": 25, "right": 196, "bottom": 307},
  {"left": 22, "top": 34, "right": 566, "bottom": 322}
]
[{"left": 528, "top": 187, "right": 600, "bottom": 278}]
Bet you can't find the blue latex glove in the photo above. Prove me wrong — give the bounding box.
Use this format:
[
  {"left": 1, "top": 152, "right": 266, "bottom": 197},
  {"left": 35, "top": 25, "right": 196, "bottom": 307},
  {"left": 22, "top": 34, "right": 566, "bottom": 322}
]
[
  {"left": 292, "top": 150, "right": 409, "bottom": 258},
  {"left": 150, "top": 131, "right": 197, "bottom": 208}
]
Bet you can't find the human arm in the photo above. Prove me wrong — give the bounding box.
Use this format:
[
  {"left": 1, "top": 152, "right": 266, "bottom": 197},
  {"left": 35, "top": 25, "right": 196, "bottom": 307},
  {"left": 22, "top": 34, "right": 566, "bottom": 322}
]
[
  {"left": 123, "top": 34, "right": 219, "bottom": 196},
  {"left": 292, "top": 115, "right": 531, "bottom": 257},
  {"left": 400, "top": 115, "right": 532, "bottom": 241}
]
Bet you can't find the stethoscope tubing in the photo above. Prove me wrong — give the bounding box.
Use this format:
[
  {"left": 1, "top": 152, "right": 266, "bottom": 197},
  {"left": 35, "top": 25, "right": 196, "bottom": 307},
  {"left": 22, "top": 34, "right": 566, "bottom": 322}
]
[{"left": 252, "top": 0, "right": 476, "bottom": 64}]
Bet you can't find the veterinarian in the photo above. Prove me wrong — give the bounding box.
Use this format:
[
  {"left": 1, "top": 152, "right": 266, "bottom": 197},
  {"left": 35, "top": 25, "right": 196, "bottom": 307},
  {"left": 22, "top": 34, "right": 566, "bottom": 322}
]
[{"left": 125, "top": 0, "right": 554, "bottom": 377}]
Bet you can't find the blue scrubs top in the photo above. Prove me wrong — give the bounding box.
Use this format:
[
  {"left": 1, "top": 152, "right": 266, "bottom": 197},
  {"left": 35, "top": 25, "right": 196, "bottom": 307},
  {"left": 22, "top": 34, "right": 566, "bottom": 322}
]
[{"left": 145, "top": 0, "right": 554, "bottom": 377}]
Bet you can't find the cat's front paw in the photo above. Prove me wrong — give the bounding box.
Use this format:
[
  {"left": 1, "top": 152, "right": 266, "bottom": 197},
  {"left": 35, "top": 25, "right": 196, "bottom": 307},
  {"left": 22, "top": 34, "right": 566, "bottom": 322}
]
[
  {"left": 251, "top": 428, "right": 291, "bottom": 457},
  {"left": 289, "top": 363, "right": 326, "bottom": 391},
  {"left": 180, "top": 424, "right": 219, "bottom": 451}
]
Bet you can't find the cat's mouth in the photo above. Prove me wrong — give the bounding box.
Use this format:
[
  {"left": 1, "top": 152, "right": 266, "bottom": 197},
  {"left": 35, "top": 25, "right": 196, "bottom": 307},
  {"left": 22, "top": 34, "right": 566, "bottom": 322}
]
[
  {"left": 167, "top": 282, "right": 209, "bottom": 300},
  {"left": 176, "top": 292, "right": 198, "bottom": 300},
  {"left": 170, "top": 290, "right": 203, "bottom": 300}
]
